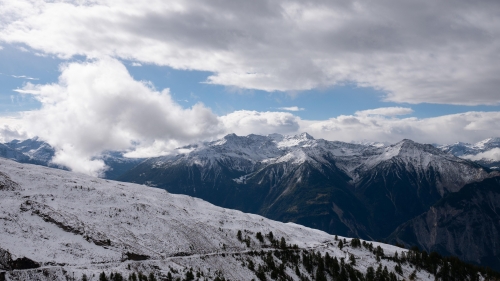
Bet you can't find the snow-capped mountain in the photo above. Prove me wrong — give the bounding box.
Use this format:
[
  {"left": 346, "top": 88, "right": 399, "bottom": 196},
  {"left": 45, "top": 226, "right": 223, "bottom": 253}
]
[
  {"left": 438, "top": 138, "right": 500, "bottom": 170},
  {"left": 0, "top": 143, "right": 31, "bottom": 163},
  {"left": 0, "top": 157, "right": 476, "bottom": 281},
  {"left": 5, "top": 137, "right": 56, "bottom": 165},
  {"left": 0, "top": 138, "right": 144, "bottom": 179},
  {"left": 120, "top": 133, "right": 494, "bottom": 241}
]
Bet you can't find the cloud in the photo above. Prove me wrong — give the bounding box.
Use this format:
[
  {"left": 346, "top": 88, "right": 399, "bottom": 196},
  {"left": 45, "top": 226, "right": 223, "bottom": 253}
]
[
  {"left": 301, "top": 111, "right": 500, "bottom": 145},
  {"left": 355, "top": 107, "right": 413, "bottom": 116},
  {"left": 220, "top": 110, "right": 300, "bottom": 137},
  {"left": 16, "top": 58, "right": 223, "bottom": 176},
  {"left": 462, "top": 148, "right": 500, "bottom": 162},
  {"left": 3, "top": 62, "right": 500, "bottom": 177},
  {"left": 0, "top": 117, "right": 27, "bottom": 143},
  {"left": 12, "top": 75, "right": 38, "bottom": 80},
  {"left": 131, "top": 62, "right": 142, "bottom": 67},
  {"left": 1, "top": 0, "right": 499, "bottom": 105},
  {"left": 277, "top": 106, "right": 305, "bottom": 112},
  {"left": 462, "top": 147, "right": 500, "bottom": 161}
]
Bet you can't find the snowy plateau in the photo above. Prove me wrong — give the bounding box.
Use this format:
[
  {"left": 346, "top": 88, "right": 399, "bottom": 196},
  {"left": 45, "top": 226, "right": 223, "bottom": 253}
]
[{"left": 0, "top": 157, "right": 492, "bottom": 281}]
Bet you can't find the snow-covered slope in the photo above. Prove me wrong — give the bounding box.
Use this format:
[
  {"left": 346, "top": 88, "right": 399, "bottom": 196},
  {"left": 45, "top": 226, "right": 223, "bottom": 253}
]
[
  {"left": 0, "top": 158, "right": 448, "bottom": 281},
  {"left": 354, "top": 139, "right": 490, "bottom": 194},
  {"left": 439, "top": 138, "right": 500, "bottom": 170}
]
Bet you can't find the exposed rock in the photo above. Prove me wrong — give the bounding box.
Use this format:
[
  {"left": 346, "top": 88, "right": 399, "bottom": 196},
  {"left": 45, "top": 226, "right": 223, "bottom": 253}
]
[
  {"left": 0, "top": 172, "right": 19, "bottom": 191},
  {"left": 389, "top": 176, "right": 500, "bottom": 271}
]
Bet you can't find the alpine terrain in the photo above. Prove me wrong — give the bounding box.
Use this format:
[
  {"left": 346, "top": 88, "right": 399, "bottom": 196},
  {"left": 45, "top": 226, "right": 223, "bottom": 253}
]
[
  {"left": 118, "top": 133, "right": 499, "bottom": 270},
  {"left": 438, "top": 138, "right": 500, "bottom": 171},
  {"left": 3, "top": 158, "right": 495, "bottom": 280},
  {"left": 2, "top": 134, "right": 500, "bottom": 272}
]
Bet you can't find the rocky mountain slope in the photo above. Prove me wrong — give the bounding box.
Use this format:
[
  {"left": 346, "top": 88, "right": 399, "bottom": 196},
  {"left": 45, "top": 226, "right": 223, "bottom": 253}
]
[
  {"left": 120, "top": 134, "right": 492, "bottom": 240},
  {"left": 389, "top": 175, "right": 500, "bottom": 271},
  {"left": 1, "top": 157, "right": 482, "bottom": 281},
  {"left": 2, "top": 134, "right": 499, "bottom": 273}
]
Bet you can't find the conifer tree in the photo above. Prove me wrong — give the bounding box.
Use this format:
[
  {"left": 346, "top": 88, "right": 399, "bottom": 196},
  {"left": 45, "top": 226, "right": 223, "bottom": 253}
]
[{"left": 99, "top": 272, "right": 108, "bottom": 281}]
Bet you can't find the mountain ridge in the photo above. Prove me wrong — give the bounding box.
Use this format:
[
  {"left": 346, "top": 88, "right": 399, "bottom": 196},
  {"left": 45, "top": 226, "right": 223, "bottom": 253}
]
[{"left": 0, "top": 157, "right": 462, "bottom": 281}]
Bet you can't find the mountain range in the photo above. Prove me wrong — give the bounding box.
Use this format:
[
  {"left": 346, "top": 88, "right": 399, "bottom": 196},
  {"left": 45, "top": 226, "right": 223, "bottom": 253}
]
[
  {"left": 1, "top": 134, "right": 500, "bottom": 271},
  {"left": 3, "top": 157, "right": 489, "bottom": 281}
]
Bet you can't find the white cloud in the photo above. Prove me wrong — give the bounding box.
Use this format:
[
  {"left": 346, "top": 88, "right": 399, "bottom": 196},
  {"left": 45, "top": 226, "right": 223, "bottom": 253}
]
[
  {"left": 462, "top": 148, "right": 500, "bottom": 162},
  {"left": 4, "top": 73, "right": 500, "bottom": 176},
  {"left": 1, "top": 0, "right": 499, "bottom": 105},
  {"left": 0, "top": 117, "right": 27, "bottom": 143},
  {"left": 131, "top": 62, "right": 142, "bottom": 67},
  {"left": 220, "top": 110, "right": 300, "bottom": 137},
  {"left": 15, "top": 58, "right": 223, "bottom": 176},
  {"left": 355, "top": 107, "right": 413, "bottom": 116},
  {"left": 277, "top": 106, "right": 304, "bottom": 112},
  {"left": 2, "top": 57, "right": 500, "bottom": 176},
  {"left": 301, "top": 111, "right": 500, "bottom": 145},
  {"left": 12, "top": 75, "right": 38, "bottom": 80}
]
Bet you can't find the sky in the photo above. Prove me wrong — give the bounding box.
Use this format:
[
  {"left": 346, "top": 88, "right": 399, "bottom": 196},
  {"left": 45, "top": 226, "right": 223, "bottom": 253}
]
[{"left": 0, "top": 0, "right": 500, "bottom": 175}]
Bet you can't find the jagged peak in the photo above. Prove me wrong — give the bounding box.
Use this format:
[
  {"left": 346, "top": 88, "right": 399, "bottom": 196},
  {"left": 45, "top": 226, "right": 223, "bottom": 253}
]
[
  {"left": 473, "top": 137, "right": 500, "bottom": 149},
  {"left": 223, "top": 133, "right": 238, "bottom": 139},
  {"left": 295, "top": 132, "right": 314, "bottom": 140},
  {"left": 267, "top": 133, "right": 284, "bottom": 141}
]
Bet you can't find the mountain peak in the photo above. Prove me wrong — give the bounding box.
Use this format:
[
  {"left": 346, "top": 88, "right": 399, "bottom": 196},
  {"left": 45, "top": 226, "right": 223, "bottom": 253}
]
[
  {"left": 223, "top": 133, "right": 238, "bottom": 139},
  {"left": 296, "top": 132, "right": 314, "bottom": 140}
]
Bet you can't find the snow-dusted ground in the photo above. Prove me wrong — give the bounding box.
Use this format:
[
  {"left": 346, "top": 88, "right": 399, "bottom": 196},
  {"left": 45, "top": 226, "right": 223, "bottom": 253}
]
[{"left": 0, "top": 158, "right": 438, "bottom": 280}]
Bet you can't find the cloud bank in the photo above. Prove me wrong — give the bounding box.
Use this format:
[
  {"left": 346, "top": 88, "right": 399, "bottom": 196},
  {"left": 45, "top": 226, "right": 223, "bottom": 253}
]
[
  {"left": 18, "top": 58, "right": 223, "bottom": 176},
  {"left": 301, "top": 111, "right": 500, "bottom": 145},
  {"left": 463, "top": 148, "right": 500, "bottom": 162},
  {"left": 1, "top": 0, "right": 500, "bottom": 105},
  {"left": 3, "top": 58, "right": 500, "bottom": 176}
]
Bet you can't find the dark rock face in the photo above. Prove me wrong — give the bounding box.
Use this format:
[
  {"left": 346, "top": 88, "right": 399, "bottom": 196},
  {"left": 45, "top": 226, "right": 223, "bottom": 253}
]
[
  {"left": 0, "top": 248, "right": 40, "bottom": 270},
  {"left": 389, "top": 176, "right": 500, "bottom": 271},
  {"left": 0, "top": 172, "right": 19, "bottom": 191},
  {"left": 125, "top": 252, "right": 149, "bottom": 261}
]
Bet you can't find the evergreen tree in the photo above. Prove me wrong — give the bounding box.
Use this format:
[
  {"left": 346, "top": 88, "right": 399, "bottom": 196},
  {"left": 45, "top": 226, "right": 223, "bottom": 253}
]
[
  {"left": 280, "top": 237, "right": 287, "bottom": 249},
  {"left": 99, "top": 272, "right": 108, "bottom": 281},
  {"left": 394, "top": 264, "right": 403, "bottom": 275},
  {"left": 338, "top": 240, "right": 343, "bottom": 250},
  {"left": 82, "top": 274, "right": 88, "bottom": 281},
  {"left": 365, "top": 266, "right": 375, "bottom": 281},
  {"left": 268, "top": 231, "right": 274, "bottom": 242},
  {"left": 185, "top": 270, "right": 194, "bottom": 281},
  {"left": 349, "top": 254, "right": 356, "bottom": 266},
  {"left": 256, "top": 232, "right": 264, "bottom": 243},
  {"left": 409, "top": 269, "right": 417, "bottom": 281},
  {"left": 112, "top": 272, "right": 123, "bottom": 281}
]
